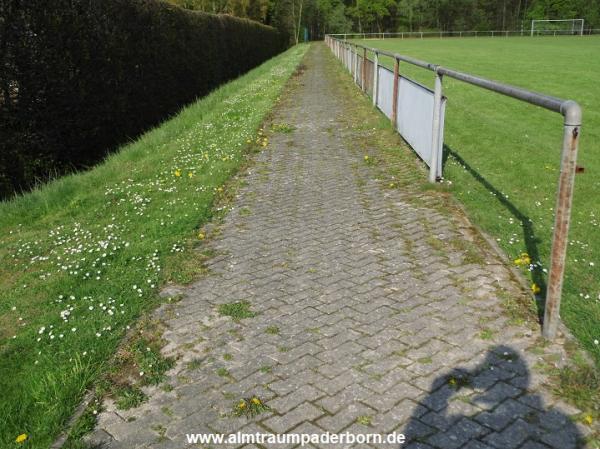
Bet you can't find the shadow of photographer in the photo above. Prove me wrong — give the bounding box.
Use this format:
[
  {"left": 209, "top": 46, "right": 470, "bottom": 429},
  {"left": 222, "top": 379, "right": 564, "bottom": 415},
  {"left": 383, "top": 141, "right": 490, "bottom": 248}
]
[{"left": 401, "top": 345, "right": 584, "bottom": 449}]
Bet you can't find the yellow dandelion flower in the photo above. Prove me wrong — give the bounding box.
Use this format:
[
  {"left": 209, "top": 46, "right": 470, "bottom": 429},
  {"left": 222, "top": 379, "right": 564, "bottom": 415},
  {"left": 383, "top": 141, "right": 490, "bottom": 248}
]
[
  {"left": 16, "top": 434, "right": 28, "bottom": 443},
  {"left": 174, "top": 169, "right": 181, "bottom": 177},
  {"left": 514, "top": 253, "right": 531, "bottom": 266},
  {"left": 364, "top": 155, "right": 369, "bottom": 161},
  {"left": 188, "top": 172, "right": 193, "bottom": 178},
  {"left": 583, "top": 414, "right": 593, "bottom": 425},
  {"left": 198, "top": 233, "right": 205, "bottom": 240},
  {"left": 389, "top": 183, "right": 395, "bottom": 188},
  {"left": 531, "top": 283, "right": 541, "bottom": 294},
  {"left": 217, "top": 187, "right": 223, "bottom": 193},
  {"left": 251, "top": 397, "right": 261, "bottom": 405},
  {"left": 246, "top": 139, "right": 252, "bottom": 144},
  {"left": 238, "top": 400, "right": 246, "bottom": 409}
]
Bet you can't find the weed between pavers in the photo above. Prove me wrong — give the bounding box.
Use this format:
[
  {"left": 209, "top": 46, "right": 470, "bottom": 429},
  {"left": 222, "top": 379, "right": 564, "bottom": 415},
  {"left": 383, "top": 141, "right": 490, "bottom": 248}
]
[
  {"left": 218, "top": 301, "right": 256, "bottom": 320},
  {"left": 89, "top": 319, "right": 176, "bottom": 416},
  {"left": 115, "top": 385, "right": 147, "bottom": 410},
  {"left": 271, "top": 123, "right": 295, "bottom": 133},
  {"left": 448, "top": 374, "right": 471, "bottom": 390},
  {"left": 356, "top": 415, "right": 372, "bottom": 426},
  {"left": 63, "top": 399, "right": 104, "bottom": 447},
  {"left": 187, "top": 358, "right": 203, "bottom": 370},
  {"left": 479, "top": 329, "right": 495, "bottom": 340},
  {"left": 233, "top": 396, "right": 270, "bottom": 418},
  {"left": 217, "top": 367, "right": 230, "bottom": 377},
  {"left": 265, "top": 325, "right": 280, "bottom": 335}
]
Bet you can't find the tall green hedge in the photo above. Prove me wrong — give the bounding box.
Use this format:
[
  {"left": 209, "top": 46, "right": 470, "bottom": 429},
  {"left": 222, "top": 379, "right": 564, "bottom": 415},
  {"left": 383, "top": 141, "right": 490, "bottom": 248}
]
[{"left": 0, "top": 0, "right": 287, "bottom": 199}]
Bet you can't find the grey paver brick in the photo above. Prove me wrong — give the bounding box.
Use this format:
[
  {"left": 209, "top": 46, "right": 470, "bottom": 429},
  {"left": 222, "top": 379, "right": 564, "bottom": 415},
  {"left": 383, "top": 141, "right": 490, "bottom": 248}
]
[{"left": 263, "top": 402, "right": 325, "bottom": 434}]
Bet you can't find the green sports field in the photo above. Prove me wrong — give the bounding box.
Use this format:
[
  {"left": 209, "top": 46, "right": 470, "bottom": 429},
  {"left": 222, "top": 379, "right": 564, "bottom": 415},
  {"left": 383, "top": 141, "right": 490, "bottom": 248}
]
[{"left": 352, "top": 36, "right": 600, "bottom": 365}]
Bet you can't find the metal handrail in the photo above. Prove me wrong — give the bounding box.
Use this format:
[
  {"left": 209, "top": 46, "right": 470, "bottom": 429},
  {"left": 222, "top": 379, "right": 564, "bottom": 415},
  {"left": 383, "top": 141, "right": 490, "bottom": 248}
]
[
  {"left": 327, "top": 29, "right": 600, "bottom": 39},
  {"left": 331, "top": 38, "right": 581, "bottom": 120},
  {"left": 325, "top": 35, "right": 582, "bottom": 340}
]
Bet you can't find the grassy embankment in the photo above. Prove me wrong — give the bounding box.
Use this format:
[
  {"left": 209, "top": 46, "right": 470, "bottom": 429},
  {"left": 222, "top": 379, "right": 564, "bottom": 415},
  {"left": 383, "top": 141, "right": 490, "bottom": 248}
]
[{"left": 0, "top": 44, "right": 308, "bottom": 448}]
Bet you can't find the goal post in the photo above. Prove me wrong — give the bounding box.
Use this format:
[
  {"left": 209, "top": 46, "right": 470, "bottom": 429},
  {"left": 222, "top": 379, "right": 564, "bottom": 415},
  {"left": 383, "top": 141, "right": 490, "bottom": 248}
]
[{"left": 531, "top": 19, "right": 584, "bottom": 36}]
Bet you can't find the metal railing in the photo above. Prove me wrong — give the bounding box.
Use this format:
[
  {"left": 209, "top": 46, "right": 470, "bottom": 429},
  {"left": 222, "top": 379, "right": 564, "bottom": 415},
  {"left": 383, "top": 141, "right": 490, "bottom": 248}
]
[
  {"left": 329, "top": 29, "right": 600, "bottom": 40},
  {"left": 325, "top": 35, "right": 583, "bottom": 340}
]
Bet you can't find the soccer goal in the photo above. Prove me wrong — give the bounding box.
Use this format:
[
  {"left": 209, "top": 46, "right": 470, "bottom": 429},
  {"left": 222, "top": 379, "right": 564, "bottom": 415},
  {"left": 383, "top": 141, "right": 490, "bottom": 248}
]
[{"left": 530, "top": 19, "right": 584, "bottom": 36}]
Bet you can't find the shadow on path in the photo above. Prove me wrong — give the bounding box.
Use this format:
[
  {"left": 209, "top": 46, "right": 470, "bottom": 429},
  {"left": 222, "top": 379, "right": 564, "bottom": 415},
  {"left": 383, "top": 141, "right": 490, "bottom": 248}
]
[
  {"left": 402, "top": 345, "right": 583, "bottom": 449},
  {"left": 443, "top": 145, "right": 546, "bottom": 321}
]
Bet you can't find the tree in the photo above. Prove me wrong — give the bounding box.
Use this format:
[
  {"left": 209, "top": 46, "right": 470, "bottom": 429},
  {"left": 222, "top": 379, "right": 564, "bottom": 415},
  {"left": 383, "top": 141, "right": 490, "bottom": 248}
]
[{"left": 167, "top": 0, "right": 600, "bottom": 37}]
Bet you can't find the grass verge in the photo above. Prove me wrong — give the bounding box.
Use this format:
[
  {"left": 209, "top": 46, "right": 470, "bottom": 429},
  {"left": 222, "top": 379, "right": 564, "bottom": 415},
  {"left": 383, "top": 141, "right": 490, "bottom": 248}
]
[{"left": 0, "top": 43, "right": 308, "bottom": 448}]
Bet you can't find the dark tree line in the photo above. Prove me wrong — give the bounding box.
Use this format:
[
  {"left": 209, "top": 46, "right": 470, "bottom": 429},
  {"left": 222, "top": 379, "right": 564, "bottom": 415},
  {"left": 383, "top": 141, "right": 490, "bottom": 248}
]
[
  {"left": 168, "top": 0, "right": 600, "bottom": 39},
  {"left": 0, "top": 0, "right": 286, "bottom": 198}
]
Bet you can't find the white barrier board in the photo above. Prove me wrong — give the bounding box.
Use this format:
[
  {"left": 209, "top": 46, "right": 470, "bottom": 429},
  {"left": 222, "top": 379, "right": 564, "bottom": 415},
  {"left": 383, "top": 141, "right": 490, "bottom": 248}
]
[{"left": 376, "top": 66, "right": 446, "bottom": 177}]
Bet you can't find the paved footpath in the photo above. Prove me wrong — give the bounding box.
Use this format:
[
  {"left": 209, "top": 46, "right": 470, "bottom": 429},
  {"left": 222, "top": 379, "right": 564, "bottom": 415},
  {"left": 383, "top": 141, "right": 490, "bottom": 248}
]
[{"left": 88, "top": 44, "right": 591, "bottom": 449}]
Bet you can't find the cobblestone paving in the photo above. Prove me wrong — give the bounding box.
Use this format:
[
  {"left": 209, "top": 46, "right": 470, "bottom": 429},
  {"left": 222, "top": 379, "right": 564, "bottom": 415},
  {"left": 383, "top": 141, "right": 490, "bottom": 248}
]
[{"left": 88, "top": 44, "right": 592, "bottom": 449}]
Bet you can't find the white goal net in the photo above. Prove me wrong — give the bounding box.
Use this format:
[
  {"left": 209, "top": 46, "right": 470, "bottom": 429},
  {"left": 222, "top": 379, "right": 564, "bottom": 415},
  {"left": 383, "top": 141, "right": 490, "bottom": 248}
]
[{"left": 531, "top": 19, "right": 584, "bottom": 36}]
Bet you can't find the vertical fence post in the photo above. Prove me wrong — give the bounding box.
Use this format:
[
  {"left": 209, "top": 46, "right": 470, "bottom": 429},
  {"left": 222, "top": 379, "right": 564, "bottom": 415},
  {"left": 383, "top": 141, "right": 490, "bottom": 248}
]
[
  {"left": 372, "top": 51, "right": 379, "bottom": 107},
  {"left": 354, "top": 46, "right": 359, "bottom": 84},
  {"left": 429, "top": 70, "right": 444, "bottom": 183},
  {"left": 344, "top": 44, "right": 352, "bottom": 71},
  {"left": 361, "top": 47, "right": 367, "bottom": 91},
  {"left": 543, "top": 102, "right": 582, "bottom": 340},
  {"left": 391, "top": 57, "right": 399, "bottom": 128},
  {"left": 346, "top": 43, "right": 350, "bottom": 71}
]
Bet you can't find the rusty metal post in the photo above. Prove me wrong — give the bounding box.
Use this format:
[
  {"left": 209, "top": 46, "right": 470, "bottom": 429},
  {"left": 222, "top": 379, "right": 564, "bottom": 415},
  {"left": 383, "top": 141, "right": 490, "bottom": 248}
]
[
  {"left": 391, "top": 57, "right": 399, "bottom": 128},
  {"left": 429, "top": 70, "right": 444, "bottom": 183},
  {"left": 372, "top": 51, "right": 379, "bottom": 107},
  {"left": 543, "top": 101, "right": 582, "bottom": 340},
  {"left": 361, "top": 47, "right": 367, "bottom": 91}
]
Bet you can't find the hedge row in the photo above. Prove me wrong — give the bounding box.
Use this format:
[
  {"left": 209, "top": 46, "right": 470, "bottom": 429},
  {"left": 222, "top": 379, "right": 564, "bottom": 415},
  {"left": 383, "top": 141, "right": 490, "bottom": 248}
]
[{"left": 0, "top": 0, "right": 288, "bottom": 199}]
